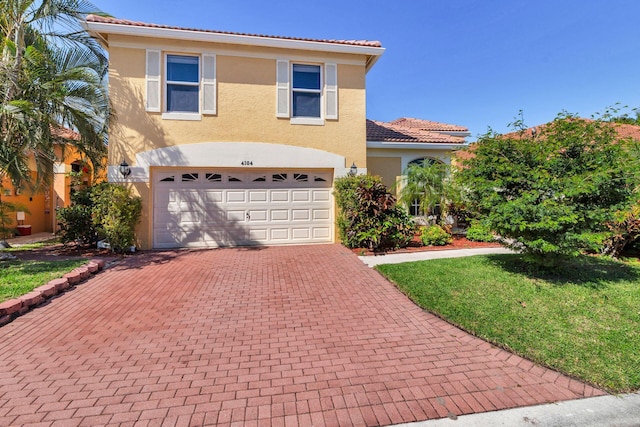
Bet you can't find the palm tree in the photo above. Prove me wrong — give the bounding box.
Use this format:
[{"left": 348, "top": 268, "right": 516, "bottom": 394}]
[
  {"left": 398, "top": 160, "right": 450, "bottom": 223},
  {"left": 0, "top": 0, "right": 110, "bottom": 192}
]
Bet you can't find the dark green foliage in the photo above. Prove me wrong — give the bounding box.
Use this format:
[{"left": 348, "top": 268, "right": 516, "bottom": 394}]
[
  {"left": 420, "top": 225, "right": 452, "bottom": 246},
  {"left": 56, "top": 183, "right": 142, "bottom": 253},
  {"left": 90, "top": 183, "right": 142, "bottom": 253},
  {"left": 457, "top": 113, "right": 637, "bottom": 265},
  {"left": 465, "top": 221, "right": 495, "bottom": 242},
  {"left": 56, "top": 204, "right": 96, "bottom": 245},
  {"left": 334, "top": 175, "right": 414, "bottom": 251}
]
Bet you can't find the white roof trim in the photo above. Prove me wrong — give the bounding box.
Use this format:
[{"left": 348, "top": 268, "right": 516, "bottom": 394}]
[
  {"left": 84, "top": 21, "right": 385, "bottom": 60},
  {"left": 367, "top": 141, "right": 468, "bottom": 150}
]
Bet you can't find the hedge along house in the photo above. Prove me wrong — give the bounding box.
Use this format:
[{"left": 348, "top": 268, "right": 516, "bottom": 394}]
[
  {"left": 84, "top": 15, "right": 385, "bottom": 250},
  {"left": 366, "top": 118, "right": 470, "bottom": 192}
]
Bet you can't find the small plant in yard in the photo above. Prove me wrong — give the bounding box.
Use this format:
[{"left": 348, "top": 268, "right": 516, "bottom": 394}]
[
  {"left": 57, "top": 183, "right": 142, "bottom": 253},
  {"left": 57, "top": 204, "right": 96, "bottom": 246},
  {"left": 420, "top": 224, "right": 452, "bottom": 246},
  {"left": 90, "top": 183, "right": 142, "bottom": 253},
  {"left": 465, "top": 221, "right": 495, "bottom": 242},
  {"left": 334, "top": 175, "right": 414, "bottom": 251}
]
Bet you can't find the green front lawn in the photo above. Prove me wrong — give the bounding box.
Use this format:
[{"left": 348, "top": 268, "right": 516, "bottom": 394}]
[
  {"left": 377, "top": 254, "right": 640, "bottom": 393},
  {"left": 0, "top": 259, "right": 87, "bottom": 302}
]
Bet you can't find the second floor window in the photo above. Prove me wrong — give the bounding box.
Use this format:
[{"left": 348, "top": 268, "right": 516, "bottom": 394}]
[
  {"left": 292, "top": 64, "right": 321, "bottom": 118},
  {"left": 166, "top": 55, "right": 199, "bottom": 113}
]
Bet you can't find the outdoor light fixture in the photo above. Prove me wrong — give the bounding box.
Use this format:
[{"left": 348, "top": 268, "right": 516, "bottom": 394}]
[
  {"left": 348, "top": 162, "right": 357, "bottom": 177},
  {"left": 119, "top": 160, "right": 131, "bottom": 178}
]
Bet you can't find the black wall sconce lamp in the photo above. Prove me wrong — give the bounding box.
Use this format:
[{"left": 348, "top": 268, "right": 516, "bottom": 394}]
[
  {"left": 348, "top": 162, "right": 357, "bottom": 177},
  {"left": 119, "top": 160, "right": 131, "bottom": 179}
]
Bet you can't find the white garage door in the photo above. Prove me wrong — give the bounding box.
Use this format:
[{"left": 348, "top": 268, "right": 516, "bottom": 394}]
[{"left": 153, "top": 169, "right": 333, "bottom": 248}]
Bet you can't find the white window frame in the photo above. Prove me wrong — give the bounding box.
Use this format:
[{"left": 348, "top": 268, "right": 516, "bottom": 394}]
[
  {"left": 162, "top": 53, "right": 202, "bottom": 121},
  {"left": 290, "top": 62, "right": 324, "bottom": 125}
]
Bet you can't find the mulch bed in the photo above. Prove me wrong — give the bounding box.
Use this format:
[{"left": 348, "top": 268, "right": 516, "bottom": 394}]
[
  {"left": 9, "top": 242, "right": 121, "bottom": 262},
  {"left": 353, "top": 235, "right": 502, "bottom": 256}
]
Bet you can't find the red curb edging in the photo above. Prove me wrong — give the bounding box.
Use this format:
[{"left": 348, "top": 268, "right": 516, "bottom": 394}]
[{"left": 0, "top": 258, "right": 107, "bottom": 327}]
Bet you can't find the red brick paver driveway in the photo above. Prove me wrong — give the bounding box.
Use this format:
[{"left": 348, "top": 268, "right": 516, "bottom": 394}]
[{"left": 0, "top": 245, "right": 603, "bottom": 426}]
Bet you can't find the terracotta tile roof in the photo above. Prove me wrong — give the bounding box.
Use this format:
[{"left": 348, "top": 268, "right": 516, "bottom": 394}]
[
  {"left": 456, "top": 119, "right": 640, "bottom": 164},
  {"left": 388, "top": 117, "right": 469, "bottom": 132},
  {"left": 366, "top": 120, "right": 467, "bottom": 144},
  {"left": 51, "top": 126, "right": 80, "bottom": 141},
  {"left": 611, "top": 122, "right": 640, "bottom": 141},
  {"left": 85, "top": 15, "right": 382, "bottom": 48},
  {"left": 502, "top": 120, "right": 640, "bottom": 142}
]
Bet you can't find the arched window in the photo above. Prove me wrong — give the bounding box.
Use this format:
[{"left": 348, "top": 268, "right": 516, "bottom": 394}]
[{"left": 408, "top": 157, "right": 441, "bottom": 168}]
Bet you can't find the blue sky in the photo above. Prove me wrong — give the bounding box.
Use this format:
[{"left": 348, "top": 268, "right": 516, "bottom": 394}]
[{"left": 91, "top": 0, "right": 640, "bottom": 139}]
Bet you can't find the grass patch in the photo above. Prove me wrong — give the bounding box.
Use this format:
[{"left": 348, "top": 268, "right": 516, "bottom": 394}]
[
  {"left": 1, "top": 238, "right": 60, "bottom": 252},
  {"left": 0, "top": 259, "right": 87, "bottom": 302},
  {"left": 376, "top": 254, "right": 640, "bottom": 393}
]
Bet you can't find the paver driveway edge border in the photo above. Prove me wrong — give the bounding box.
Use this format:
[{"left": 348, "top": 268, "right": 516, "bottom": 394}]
[{"left": 0, "top": 258, "right": 108, "bottom": 327}]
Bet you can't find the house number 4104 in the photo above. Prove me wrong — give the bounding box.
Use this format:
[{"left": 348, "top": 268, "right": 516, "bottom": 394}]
[{"left": 241, "top": 161, "right": 253, "bottom": 166}]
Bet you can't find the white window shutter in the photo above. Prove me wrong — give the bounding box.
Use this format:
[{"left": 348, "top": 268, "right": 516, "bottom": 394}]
[
  {"left": 145, "top": 49, "right": 161, "bottom": 112},
  {"left": 325, "top": 63, "right": 338, "bottom": 120},
  {"left": 202, "top": 54, "right": 217, "bottom": 115},
  {"left": 276, "top": 59, "right": 290, "bottom": 118}
]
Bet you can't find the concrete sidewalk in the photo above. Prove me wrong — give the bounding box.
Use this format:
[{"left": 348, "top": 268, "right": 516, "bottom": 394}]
[
  {"left": 359, "top": 247, "right": 513, "bottom": 267},
  {"left": 396, "top": 392, "right": 640, "bottom": 427}
]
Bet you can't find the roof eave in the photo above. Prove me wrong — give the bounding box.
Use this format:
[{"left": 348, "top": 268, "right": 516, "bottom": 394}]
[
  {"left": 367, "top": 141, "right": 468, "bottom": 150},
  {"left": 83, "top": 20, "right": 385, "bottom": 59}
]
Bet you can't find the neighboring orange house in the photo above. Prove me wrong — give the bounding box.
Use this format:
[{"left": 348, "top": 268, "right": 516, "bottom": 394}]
[{"left": 0, "top": 128, "right": 102, "bottom": 236}]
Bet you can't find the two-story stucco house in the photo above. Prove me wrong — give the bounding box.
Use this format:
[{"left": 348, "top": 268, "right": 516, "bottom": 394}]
[
  {"left": 84, "top": 16, "right": 468, "bottom": 250},
  {"left": 84, "top": 15, "right": 384, "bottom": 250}
]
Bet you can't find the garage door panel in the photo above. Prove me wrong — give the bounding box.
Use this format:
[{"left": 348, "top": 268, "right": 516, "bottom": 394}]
[
  {"left": 313, "top": 209, "right": 330, "bottom": 220},
  {"left": 226, "top": 210, "right": 246, "bottom": 221},
  {"left": 312, "top": 227, "right": 331, "bottom": 239},
  {"left": 202, "top": 228, "right": 226, "bottom": 243},
  {"left": 271, "top": 191, "right": 289, "bottom": 202},
  {"left": 292, "top": 190, "right": 310, "bottom": 202},
  {"left": 226, "top": 191, "right": 246, "bottom": 203},
  {"left": 248, "top": 210, "right": 268, "bottom": 222},
  {"left": 270, "top": 228, "right": 289, "bottom": 240},
  {"left": 249, "top": 190, "right": 268, "bottom": 202},
  {"left": 313, "top": 190, "right": 331, "bottom": 202},
  {"left": 202, "top": 190, "right": 224, "bottom": 203},
  {"left": 270, "top": 210, "right": 289, "bottom": 221},
  {"left": 249, "top": 228, "right": 269, "bottom": 242},
  {"left": 154, "top": 169, "right": 332, "bottom": 248},
  {"left": 205, "top": 210, "right": 225, "bottom": 222},
  {"left": 292, "top": 209, "right": 310, "bottom": 221},
  {"left": 291, "top": 228, "right": 311, "bottom": 240},
  {"left": 179, "top": 211, "right": 201, "bottom": 223}
]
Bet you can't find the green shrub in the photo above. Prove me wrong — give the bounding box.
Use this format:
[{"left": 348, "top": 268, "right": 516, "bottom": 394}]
[
  {"left": 334, "top": 175, "right": 414, "bottom": 251},
  {"left": 420, "top": 225, "right": 452, "bottom": 246},
  {"left": 465, "top": 222, "right": 495, "bottom": 242},
  {"left": 56, "top": 204, "right": 96, "bottom": 245},
  {"left": 56, "top": 183, "right": 142, "bottom": 253},
  {"left": 90, "top": 183, "right": 142, "bottom": 253}
]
